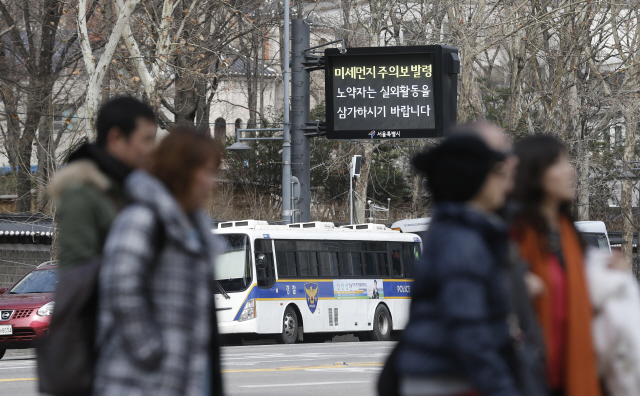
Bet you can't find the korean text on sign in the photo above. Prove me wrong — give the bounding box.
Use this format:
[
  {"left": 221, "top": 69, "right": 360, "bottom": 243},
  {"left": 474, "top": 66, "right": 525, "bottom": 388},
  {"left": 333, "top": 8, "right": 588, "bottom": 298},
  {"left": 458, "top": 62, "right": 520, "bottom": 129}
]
[{"left": 334, "top": 64, "right": 432, "bottom": 79}]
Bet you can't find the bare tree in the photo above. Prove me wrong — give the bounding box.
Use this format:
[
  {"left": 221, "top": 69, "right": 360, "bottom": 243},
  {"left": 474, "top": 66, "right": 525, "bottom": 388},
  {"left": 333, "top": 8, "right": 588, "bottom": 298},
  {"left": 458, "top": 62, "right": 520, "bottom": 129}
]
[
  {"left": 0, "top": 0, "right": 88, "bottom": 211},
  {"left": 77, "top": 0, "right": 141, "bottom": 139}
]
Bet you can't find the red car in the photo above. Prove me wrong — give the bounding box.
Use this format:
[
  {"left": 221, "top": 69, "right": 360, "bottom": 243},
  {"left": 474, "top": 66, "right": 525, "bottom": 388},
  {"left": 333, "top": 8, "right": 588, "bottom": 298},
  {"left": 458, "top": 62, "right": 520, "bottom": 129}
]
[{"left": 0, "top": 261, "right": 57, "bottom": 359}]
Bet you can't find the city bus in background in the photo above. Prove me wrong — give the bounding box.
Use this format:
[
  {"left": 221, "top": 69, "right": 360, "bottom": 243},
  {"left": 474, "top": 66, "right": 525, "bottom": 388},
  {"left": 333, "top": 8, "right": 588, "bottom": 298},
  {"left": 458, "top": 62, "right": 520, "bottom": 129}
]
[
  {"left": 212, "top": 220, "right": 421, "bottom": 344},
  {"left": 575, "top": 221, "right": 612, "bottom": 253},
  {"left": 392, "top": 218, "right": 612, "bottom": 253},
  {"left": 391, "top": 218, "right": 431, "bottom": 234}
]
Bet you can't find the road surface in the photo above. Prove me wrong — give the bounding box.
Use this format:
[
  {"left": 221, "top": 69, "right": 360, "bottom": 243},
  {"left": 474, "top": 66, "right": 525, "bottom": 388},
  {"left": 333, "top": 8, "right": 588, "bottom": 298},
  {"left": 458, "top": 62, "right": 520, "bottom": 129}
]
[{"left": 0, "top": 339, "right": 393, "bottom": 395}]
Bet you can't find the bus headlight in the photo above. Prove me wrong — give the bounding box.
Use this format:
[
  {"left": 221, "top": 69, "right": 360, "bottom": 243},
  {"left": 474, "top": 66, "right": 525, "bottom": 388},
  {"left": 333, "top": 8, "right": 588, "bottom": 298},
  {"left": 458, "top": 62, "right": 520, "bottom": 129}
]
[{"left": 238, "top": 299, "right": 256, "bottom": 322}]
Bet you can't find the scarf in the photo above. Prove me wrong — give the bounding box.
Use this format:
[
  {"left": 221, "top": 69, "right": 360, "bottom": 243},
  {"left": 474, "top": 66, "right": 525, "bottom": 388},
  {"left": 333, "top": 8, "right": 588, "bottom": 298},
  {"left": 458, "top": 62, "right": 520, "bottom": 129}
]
[{"left": 515, "top": 216, "right": 600, "bottom": 396}]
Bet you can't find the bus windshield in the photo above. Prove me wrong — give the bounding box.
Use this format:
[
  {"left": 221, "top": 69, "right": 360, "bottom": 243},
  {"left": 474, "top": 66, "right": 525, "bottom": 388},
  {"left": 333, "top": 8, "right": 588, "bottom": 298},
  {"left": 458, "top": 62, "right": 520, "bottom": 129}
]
[
  {"left": 216, "top": 234, "right": 253, "bottom": 292},
  {"left": 580, "top": 232, "right": 610, "bottom": 251}
]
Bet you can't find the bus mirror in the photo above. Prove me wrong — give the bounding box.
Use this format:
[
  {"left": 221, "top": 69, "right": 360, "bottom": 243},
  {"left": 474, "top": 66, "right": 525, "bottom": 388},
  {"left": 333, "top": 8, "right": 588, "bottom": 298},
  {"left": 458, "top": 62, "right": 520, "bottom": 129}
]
[{"left": 256, "top": 254, "right": 267, "bottom": 270}]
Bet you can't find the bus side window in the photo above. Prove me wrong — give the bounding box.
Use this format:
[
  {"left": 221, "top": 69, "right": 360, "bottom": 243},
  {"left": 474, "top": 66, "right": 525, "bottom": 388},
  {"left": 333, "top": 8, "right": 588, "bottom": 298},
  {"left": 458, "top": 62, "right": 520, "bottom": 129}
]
[
  {"left": 318, "top": 252, "right": 338, "bottom": 276},
  {"left": 389, "top": 244, "right": 403, "bottom": 277},
  {"left": 274, "top": 241, "right": 298, "bottom": 278},
  {"left": 297, "top": 241, "right": 320, "bottom": 277},
  {"left": 338, "top": 251, "right": 353, "bottom": 276},
  {"left": 378, "top": 252, "right": 389, "bottom": 276},
  {"left": 352, "top": 252, "right": 363, "bottom": 276},
  {"left": 402, "top": 243, "right": 415, "bottom": 279},
  {"left": 255, "top": 239, "right": 275, "bottom": 288},
  {"left": 363, "top": 253, "right": 380, "bottom": 276},
  {"left": 298, "top": 251, "right": 319, "bottom": 276}
]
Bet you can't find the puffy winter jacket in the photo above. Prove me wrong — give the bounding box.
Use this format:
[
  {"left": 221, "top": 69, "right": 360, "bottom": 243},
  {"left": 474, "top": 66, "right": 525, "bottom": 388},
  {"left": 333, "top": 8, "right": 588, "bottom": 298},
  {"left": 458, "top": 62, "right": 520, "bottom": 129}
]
[{"left": 396, "top": 202, "right": 521, "bottom": 396}]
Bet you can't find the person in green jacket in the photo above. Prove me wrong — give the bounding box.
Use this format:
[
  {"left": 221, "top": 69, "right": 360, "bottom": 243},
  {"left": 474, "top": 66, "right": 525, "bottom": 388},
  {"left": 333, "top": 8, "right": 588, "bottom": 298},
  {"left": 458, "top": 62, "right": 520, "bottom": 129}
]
[{"left": 50, "top": 97, "right": 157, "bottom": 271}]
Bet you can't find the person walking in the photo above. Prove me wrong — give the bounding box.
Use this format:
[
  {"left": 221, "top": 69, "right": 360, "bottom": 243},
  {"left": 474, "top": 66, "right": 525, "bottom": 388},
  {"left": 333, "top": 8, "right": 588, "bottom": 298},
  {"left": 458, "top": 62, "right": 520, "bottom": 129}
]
[
  {"left": 93, "top": 127, "right": 224, "bottom": 396},
  {"left": 510, "top": 135, "right": 600, "bottom": 396},
  {"left": 50, "top": 96, "right": 158, "bottom": 271},
  {"left": 395, "top": 135, "right": 521, "bottom": 396}
]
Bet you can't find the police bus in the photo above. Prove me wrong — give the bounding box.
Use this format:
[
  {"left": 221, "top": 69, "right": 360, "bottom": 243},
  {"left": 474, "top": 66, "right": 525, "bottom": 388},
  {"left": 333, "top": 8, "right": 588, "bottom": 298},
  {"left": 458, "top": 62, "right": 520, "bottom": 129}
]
[{"left": 212, "top": 220, "right": 421, "bottom": 344}]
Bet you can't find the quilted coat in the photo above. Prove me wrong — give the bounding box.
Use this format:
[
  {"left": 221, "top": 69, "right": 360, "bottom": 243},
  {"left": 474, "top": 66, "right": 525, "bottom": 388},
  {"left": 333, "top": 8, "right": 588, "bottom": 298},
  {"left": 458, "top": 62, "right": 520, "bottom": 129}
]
[{"left": 93, "top": 170, "right": 223, "bottom": 396}]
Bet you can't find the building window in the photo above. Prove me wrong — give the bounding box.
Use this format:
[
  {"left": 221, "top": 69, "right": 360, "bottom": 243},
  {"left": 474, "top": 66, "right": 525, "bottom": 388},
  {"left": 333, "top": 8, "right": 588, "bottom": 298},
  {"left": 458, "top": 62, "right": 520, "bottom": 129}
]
[
  {"left": 235, "top": 118, "right": 243, "bottom": 134},
  {"left": 214, "top": 117, "right": 226, "bottom": 139},
  {"left": 615, "top": 125, "right": 623, "bottom": 147}
]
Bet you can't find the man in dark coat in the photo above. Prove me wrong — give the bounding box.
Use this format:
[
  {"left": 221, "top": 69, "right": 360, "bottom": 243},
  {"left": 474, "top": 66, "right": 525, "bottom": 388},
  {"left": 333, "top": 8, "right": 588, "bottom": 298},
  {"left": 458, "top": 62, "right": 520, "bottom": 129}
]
[{"left": 50, "top": 97, "right": 157, "bottom": 271}]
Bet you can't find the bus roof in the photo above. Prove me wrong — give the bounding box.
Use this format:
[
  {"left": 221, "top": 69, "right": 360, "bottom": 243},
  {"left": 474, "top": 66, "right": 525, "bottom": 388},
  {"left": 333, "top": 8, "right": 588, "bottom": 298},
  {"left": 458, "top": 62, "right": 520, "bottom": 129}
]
[
  {"left": 216, "top": 220, "right": 397, "bottom": 233},
  {"left": 391, "top": 218, "right": 431, "bottom": 233},
  {"left": 574, "top": 221, "right": 608, "bottom": 235},
  {"left": 213, "top": 220, "right": 421, "bottom": 242}
]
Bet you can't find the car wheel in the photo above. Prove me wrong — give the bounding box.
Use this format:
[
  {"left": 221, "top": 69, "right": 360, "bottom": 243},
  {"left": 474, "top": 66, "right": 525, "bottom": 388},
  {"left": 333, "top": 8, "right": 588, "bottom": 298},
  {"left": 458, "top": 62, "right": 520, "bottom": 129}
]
[
  {"left": 276, "top": 306, "right": 299, "bottom": 344},
  {"left": 0, "top": 349, "right": 5, "bottom": 360},
  {"left": 368, "top": 304, "right": 392, "bottom": 341}
]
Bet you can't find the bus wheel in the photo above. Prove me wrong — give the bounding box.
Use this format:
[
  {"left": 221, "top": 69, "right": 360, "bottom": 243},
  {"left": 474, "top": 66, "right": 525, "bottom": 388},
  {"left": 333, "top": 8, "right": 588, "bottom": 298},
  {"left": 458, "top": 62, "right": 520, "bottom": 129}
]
[
  {"left": 369, "top": 305, "right": 392, "bottom": 341},
  {"left": 0, "top": 349, "right": 5, "bottom": 360},
  {"left": 276, "top": 306, "right": 299, "bottom": 344}
]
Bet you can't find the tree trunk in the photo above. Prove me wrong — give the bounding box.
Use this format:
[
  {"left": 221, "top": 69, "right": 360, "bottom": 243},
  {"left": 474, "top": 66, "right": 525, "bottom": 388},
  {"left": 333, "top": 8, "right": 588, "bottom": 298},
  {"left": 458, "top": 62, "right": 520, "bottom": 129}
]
[
  {"left": 576, "top": 142, "right": 590, "bottom": 221},
  {"left": 36, "top": 96, "right": 53, "bottom": 212},
  {"left": 16, "top": 138, "right": 33, "bottom": 213},
  {"left": 79, "top": 0, "right": 141, "bottom": 140},
  {"left": 174, "top": 70, "right": 198, "bottom": 124},
  {"left": 621, "top": 107, "right": 637, "bottom": 269},
  {"left": 410, "top": 173, "right": 423, "bottom": 218},
  {"left": 354, "top": 143, "right": 374, "bottom": 223}
]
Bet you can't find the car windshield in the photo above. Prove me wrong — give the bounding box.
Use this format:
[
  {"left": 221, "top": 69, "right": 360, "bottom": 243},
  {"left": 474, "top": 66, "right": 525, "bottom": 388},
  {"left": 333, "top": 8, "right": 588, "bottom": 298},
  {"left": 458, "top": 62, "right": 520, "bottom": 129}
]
[
  {"left": 580, "top": 232, "right": 610, "bottom": 251},
  {"left": 10, "top": 269, "right": 57, "bottom": 294},
  {"left": 215, "top": 234, "right": 252, "bottom": 292}
]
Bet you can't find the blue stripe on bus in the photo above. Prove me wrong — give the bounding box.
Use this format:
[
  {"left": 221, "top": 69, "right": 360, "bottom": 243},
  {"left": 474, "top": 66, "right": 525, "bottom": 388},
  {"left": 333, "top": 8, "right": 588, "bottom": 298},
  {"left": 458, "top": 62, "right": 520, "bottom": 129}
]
[{"left": 232, "top": 279, "right": 413, "bottom": 321}]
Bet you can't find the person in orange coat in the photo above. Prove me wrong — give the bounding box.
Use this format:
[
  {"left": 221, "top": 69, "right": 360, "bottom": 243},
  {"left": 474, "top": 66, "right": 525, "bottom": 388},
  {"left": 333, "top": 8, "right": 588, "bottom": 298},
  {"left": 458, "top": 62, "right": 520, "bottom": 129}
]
[{"left": 509, "top": 135, "right": 600, "bottom": 396}]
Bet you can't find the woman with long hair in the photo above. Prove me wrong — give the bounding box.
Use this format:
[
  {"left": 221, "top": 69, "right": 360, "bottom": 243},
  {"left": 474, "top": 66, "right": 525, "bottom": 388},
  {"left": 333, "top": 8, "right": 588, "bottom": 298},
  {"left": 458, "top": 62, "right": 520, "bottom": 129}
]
[
  {"left": 94, "top": 127, "right": 224, "bottom": 396},
  {"left": 510, "top": 135, "right": 600, "bottom": 396}
]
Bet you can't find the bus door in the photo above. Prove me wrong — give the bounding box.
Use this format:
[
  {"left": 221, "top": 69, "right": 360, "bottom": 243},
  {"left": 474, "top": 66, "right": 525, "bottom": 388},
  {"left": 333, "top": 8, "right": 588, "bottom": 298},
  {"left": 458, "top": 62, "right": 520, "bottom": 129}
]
[{"left": 255, "top": 239, "right": 276, "bottom": 289}]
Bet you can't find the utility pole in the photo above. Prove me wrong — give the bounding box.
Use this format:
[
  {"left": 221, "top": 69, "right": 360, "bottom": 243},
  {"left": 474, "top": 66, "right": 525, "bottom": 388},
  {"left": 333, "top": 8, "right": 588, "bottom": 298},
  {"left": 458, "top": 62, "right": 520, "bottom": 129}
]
[
  {"left": 281, "top": 0, "right": 292, "bottom": 224},
  {"left": 290, "top": 19, "right": 311, "bottom": 222},
  {"left": 350, "top": 155, "right": 361, "bottom": 224}
]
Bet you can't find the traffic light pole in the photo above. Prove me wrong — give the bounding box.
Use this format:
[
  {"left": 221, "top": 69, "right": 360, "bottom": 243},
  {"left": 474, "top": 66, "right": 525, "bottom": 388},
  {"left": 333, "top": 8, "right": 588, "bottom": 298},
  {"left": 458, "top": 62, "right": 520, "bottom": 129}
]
[
  {"left": 290, "top": 19, "right": 311, "bottom": 222},
  {"left": 281, "top": 0, "right": 292, "bottom": 224}
]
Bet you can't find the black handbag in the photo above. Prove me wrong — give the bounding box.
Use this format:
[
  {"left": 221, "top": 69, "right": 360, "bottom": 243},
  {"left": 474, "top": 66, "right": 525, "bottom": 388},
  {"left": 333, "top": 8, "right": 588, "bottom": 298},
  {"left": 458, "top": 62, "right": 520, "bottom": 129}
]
[
  {"left": 37, "top": 257, "right": 101, "bottom": 396},
  {"left": 505, "top": 314, "right": 549, "bottom": 396}
]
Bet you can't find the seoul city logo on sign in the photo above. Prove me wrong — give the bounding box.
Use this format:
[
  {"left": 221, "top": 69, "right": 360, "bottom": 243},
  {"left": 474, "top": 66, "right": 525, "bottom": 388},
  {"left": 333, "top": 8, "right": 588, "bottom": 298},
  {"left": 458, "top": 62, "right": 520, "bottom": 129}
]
[{"left": 304, "top": 283, "right": 319, "bottom": 313}]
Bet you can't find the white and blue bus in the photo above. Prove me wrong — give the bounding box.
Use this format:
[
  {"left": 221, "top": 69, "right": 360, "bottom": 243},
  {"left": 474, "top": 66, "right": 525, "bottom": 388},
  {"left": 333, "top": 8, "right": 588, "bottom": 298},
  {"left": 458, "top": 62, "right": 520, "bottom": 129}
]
[{"left": 213, "top": 220, "right": 421, "bottom": 344}]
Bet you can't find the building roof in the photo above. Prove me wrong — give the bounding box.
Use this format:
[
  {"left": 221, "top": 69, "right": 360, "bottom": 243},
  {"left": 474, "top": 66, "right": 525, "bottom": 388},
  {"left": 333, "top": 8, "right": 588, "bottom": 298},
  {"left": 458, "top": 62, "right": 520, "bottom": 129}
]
[
  {"left": 223, "top": 54, "right": 278, "bottom": 77},
  {"left": 0, "top": 213, "right": 54, "bottom": 244}
]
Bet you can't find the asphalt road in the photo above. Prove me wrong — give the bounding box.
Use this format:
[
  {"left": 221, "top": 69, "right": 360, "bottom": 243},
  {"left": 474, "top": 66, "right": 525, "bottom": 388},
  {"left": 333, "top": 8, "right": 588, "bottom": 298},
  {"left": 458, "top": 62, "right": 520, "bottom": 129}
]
[{"left": 0, "top": 339, "right": 394, "bottom": 396}]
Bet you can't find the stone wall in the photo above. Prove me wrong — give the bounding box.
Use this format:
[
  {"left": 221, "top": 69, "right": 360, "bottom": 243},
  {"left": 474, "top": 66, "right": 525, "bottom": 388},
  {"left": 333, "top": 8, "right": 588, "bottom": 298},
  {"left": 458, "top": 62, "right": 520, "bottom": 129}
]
[{"left": 0, "top": 244, "right": 51, "bottom": 288}]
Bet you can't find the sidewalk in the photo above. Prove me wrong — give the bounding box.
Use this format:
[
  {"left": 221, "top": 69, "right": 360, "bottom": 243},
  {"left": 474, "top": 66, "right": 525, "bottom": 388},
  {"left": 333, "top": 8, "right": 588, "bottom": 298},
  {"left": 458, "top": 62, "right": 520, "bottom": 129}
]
[{"left": 4, "top": 348, "right": 36, "bottom": 359}]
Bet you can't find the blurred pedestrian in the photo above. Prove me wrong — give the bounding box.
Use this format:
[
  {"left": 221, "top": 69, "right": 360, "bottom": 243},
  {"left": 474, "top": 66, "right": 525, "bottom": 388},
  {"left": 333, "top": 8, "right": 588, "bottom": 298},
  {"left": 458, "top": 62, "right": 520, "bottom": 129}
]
[
  {"left": 93, "top": 127, "right": 224, "bottom": 396},
  {"left": 51, "top": 96, "right": 158, "bottom": 271},
  {"left": 452, "top": 122, "right": 548, "bottom": 396},
  {"left": 394, "top": 135, "right": 520, "bottom": 396},
  {"left": 510, "top": 135, "right": 600, "bottom": 396}
]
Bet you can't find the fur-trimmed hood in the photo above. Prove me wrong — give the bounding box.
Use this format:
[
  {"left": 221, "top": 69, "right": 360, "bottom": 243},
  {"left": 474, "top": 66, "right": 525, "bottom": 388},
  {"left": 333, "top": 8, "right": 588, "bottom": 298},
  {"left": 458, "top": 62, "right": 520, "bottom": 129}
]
[
  {"left": 48, "top": 143, "right": 131, "bottom": 200},
  {"left": 49, "top": 160, "right": 111, "bottom": 199}
]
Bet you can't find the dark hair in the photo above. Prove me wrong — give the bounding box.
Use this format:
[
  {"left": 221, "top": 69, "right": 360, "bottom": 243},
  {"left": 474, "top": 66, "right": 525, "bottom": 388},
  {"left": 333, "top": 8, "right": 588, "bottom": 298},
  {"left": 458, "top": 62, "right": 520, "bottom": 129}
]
[
  {"left": 411, "top": 135, "right": 506, "bottom": 203},
  {"left": 150, "top": 127, "right": 222, "bottom": 206},
  {"left": 449, "top": 120, "right": 500, "bottom": 136},
  {"left": 95, "top": 97, "right": 156, "bottom": 148},
  {"left": 511, "top": 134, "right": 577, "bottom": 238}
]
